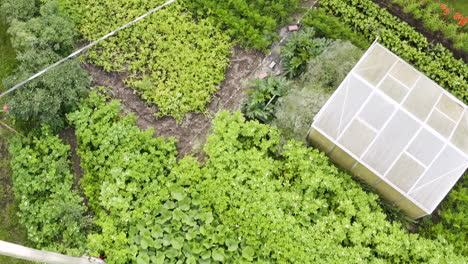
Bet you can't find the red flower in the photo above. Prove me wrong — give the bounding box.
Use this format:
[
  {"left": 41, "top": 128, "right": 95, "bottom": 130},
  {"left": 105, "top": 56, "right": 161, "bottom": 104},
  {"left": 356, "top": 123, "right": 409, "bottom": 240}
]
[
  {"left": 440, "top": 4, "right": 447, "bottom": 10},
  {"left": 2, "top": 106, "right": 8, "bottom": 111},
  {"left": 454, "top": 13, "right": 463, "bottom": 20},
  {"left": 443, "top": 9, "right": 450, "bottom": 15},
  {"left": 460, "top": 17, "right": 468, "bottom": 26}
]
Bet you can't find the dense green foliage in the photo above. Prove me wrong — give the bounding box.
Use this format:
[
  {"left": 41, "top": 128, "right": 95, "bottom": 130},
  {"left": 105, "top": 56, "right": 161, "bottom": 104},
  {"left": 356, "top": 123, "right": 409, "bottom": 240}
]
[
  {"left": 0, "top": 139, "right": 33, "bottom": 264},
  {"left": 391, "top": 0, "right": 468, "bottom": 52},
  {"left": 241, "top": 76, "right": 290, "bottom": 123},
  {"left": 0, "top": 0, "right": 39, "bottom": 24},
  {"left": 186, "top": 0, "right": 300, "bottom": 50},
  {"left": 58, "top": 0, "right": 231, "bottom": 122},
  {"left": 301, "top": 8, "right": 371, "bottom": 49},
  {"left": 281, "top": 28, "right": 332, "bottom": 78},
  {"left": 319, "top": 0, "right": 468, "bottom": 104},
  {"left": 2, "top": 1, "right": 89, "bottom": 129},
  {"left": 8, "top": 128, "right": 89, "bottom": 255},
  {"left": 420, "top": 173, "right": 468, "bottom": 256},
  {"left": 0, "top": 13, "right": 16, "bottom": 108},
  {"left": 273, "top": 40, "right": 363, "bottom": 142},
  {"left": 66, "top": 92, "right": 466, "bottom": 263}
]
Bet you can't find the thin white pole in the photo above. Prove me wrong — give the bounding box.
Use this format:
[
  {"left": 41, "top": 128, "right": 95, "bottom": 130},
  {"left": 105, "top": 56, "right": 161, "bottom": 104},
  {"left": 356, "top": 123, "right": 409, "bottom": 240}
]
[{"left": 0, "top": 240, "right": 106, "bottom": 264}]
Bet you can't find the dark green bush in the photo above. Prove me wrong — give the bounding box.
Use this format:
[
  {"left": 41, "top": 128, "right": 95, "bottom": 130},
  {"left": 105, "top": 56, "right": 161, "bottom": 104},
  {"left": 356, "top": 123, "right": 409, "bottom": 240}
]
[
  {"left": 242, "top": 75, "right": 290, "bottom": 122},
  {"left": 4, "top": 59, "right": 89, "bottom": 129},
  {"left": 1, "top": 0, "right": 39, "bottom": 24},
  {"left": 3, "top": 0, "right": 89, "bottom": 130},
  {"left": 281, "top": 28, "right": 332, "bottom": 78}
]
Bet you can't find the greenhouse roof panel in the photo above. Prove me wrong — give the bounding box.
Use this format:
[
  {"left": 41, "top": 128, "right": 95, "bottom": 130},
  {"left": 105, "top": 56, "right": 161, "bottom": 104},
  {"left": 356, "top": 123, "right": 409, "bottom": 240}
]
[{"left": 312, "top": 42, "right": 468, "bottom": 214}]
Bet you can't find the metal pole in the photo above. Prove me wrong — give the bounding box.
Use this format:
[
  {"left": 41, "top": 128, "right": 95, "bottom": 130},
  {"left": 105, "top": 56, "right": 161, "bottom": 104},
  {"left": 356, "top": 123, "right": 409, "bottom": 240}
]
[{"left": 0, "top": 240, "right": 107, "bottom": 264}]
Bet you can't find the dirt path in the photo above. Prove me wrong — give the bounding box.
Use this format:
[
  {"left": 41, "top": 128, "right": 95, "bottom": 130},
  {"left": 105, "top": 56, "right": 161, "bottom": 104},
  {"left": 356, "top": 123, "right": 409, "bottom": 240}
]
[
  {"left": 58, "top": 128, "right": 84, "bottom": 191},
  {"left": 82, "top": 0, "right": 317, "bottom": 158}
]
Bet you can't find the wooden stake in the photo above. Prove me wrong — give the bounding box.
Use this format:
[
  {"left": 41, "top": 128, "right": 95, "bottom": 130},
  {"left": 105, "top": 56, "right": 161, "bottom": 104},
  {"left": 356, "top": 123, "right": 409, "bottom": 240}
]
[{"left": 0, "top": 121, "right": 26, "bottom": 138}]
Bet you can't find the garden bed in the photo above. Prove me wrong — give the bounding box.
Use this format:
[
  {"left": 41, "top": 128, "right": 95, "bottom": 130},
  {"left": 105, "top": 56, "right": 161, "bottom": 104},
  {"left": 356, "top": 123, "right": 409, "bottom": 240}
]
[{"left": 372, "top": 0, "right": 468, "bottom": 62}]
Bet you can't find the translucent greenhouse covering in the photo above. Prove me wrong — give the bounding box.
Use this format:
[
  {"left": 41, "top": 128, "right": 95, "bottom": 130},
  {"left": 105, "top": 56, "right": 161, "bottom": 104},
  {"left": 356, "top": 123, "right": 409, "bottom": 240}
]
[{"left": 308, "top": 42, "right": 468, "bottom": 218}]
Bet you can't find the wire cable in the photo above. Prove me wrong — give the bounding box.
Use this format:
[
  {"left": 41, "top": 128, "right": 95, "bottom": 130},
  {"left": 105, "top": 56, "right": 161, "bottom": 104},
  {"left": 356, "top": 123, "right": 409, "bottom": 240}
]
[{"left": 0, "top": 0, "right": 177, "bottom": 99}]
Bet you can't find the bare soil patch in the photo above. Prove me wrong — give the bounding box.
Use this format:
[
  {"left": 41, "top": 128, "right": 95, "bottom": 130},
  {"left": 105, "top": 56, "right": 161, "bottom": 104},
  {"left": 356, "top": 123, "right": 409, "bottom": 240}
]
[
  {"left": 58, "top": 128, "right": 84, "bottom": 191},
  {"left": 83, "top": 45, "right": 263, "bottom": 157}
]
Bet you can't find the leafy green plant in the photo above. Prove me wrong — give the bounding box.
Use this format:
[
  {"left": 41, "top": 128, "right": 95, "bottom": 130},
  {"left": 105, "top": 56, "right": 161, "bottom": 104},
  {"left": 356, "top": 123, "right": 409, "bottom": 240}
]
[
  {"left": 57, "top": 0, "right": 231, "bottom": 122},
  {"left": 200, "top": 111, "right": 466, "bottom": 263},
  {"left": 281, "top": 28, "right": 332, "bottom": 78},
  {"left": 242, "top": 75, "right": 290, "bottom": 122},
  {"left": 8, "top": 127, "right": 90, "bottom": 255}
]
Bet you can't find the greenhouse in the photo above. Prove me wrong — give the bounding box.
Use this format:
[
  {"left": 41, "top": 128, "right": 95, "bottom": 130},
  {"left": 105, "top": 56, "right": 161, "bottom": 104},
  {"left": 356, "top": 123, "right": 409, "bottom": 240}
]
[{"left": 308, "top": 42, "right": 468, "bottom": 218}]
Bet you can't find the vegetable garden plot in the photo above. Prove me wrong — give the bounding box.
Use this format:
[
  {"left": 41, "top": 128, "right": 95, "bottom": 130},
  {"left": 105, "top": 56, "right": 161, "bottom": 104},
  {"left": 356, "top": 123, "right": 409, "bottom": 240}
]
[
  {"left": 308, "top": 42, "right": 468, "bottom": 218},
  {"left": 58, "top": 0, "right": 231, "bottom": 122}
]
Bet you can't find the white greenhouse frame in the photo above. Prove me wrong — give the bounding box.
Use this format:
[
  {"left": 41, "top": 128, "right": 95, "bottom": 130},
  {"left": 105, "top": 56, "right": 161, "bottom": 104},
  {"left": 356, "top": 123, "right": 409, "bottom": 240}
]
[{"left": 308, "top": 42, "right": 468, "bottom": 218}]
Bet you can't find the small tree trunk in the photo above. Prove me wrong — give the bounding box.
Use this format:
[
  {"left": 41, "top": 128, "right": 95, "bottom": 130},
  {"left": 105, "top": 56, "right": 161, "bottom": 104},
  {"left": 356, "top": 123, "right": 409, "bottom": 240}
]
[{"left": 0, "top": 240, "right": 107, "bottom": 264}]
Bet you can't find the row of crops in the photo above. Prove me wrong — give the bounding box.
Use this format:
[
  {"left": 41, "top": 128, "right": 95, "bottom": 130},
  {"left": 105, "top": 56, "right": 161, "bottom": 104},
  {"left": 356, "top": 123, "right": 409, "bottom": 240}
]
[{"left": 1, "top": 0, "right": 467, "bottom": 263}]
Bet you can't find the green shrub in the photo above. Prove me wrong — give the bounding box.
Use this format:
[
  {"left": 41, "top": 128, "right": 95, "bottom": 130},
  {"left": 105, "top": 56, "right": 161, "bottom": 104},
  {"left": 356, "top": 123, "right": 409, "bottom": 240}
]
[
  {"left": 273, "top": 40, "right": 362, "bottom": 142},
  {"left": 301, "top": 8, "right": 371, "bottom": 49},
  {"left": 281, "top": 28, "right": 332, "bottom": 78},
  {"left": 242, "top": 75, "right": 290, "bottom": 122},
  {"left": 7, "top": 2, "right": 77, "bottom": 57},
  {"left": 0, "top": 0, "right": 39, "bottom": 24},
  {"left": 3, "top": 0, "right": 89, "bottom": 130},
  {"left": 4, "top": 59, "right": 89, "bottom": 129},
  {"left": 8, "top": 127, "right": 90, "bottom": 254}
]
